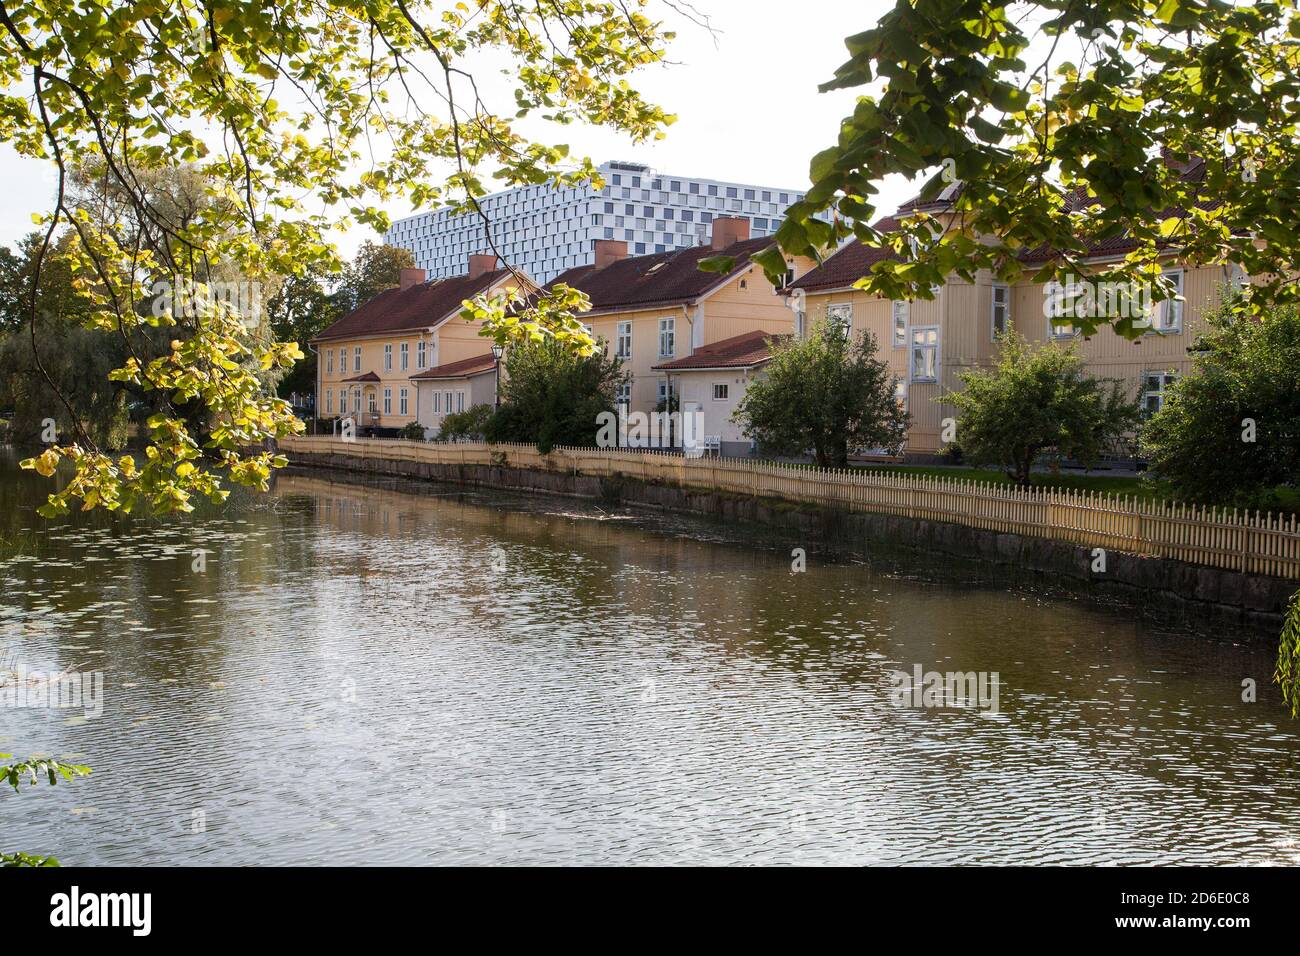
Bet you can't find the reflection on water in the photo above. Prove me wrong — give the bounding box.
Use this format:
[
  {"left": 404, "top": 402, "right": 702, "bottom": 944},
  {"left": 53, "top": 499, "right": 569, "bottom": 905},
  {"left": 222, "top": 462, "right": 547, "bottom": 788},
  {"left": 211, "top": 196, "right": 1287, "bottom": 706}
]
[{"left": 1, "top": 448, "right": 1298, "bottom": 865}]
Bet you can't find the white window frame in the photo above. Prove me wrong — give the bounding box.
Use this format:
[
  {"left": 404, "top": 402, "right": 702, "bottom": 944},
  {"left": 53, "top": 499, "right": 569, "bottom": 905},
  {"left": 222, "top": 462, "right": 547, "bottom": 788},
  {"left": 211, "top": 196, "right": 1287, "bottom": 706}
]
[
  {"left": 892, "top": 300, "right": 909, "bottom": 348},
  {"left": 326, "top": 390, "right": 333, "bottom": 414},
  {"left": 616, "top": 382, "right": 631, "bottom": 408},
  {"left": 1142, "top": 370, "right": 1178, "bottom": 417},
  {"left": 712, "top": 383, "right": 729, "bottom": 401},
  {"left": 616, "top": 321, "right": 632, "bottom": 359},
  {"left": 1045, "top": 281, "right": 1075, "bottom": 339},
  {"left": 909, "top": 325, "right": 939, "bottom": 383},
  {"left": 353, "top": 347, "right": 362, "bottom": 372},
  {"left": 456, "top": 391, "right": 465, "bottom": 413},
  {"left": 326, "top": 350, "right": 334, "bottom": 374},
  {"left": 399, "top": 388, "right": 409, "bottom": 416},
  {"left": 384, "top": 344, "right": 393, "bottom": 371},
  {"left": 400, "top": 342, "right": 409, "bottom": 370},
  {"left": 417, "top": 340, "right": 427, "bottom": 369},
  {"left": 443, "top": 391, "right": 452, "bottom": 416},
  {"left": 991, "top": 283, "right": 1010, "bottom": 340},
  {"left": 827, "top": 302, "right": 853, "bottom": 337},
  {"left": 658, "top": 317, "right": 675, "bottom": 358},
  {"left": 352, "top": 389, "right": 361, "bottom": 413},
  {"left": 368, "top": 391, "right": 377, "bottom": 414},
  {"left": 432, "top": 392, "right": 441, "bottom": 415},
  {"left": 383, "top": 387, "right": 392, "bottom": 415},
  {"left": 1151, "top": 268, "right": 1184, "bottom": 334}
]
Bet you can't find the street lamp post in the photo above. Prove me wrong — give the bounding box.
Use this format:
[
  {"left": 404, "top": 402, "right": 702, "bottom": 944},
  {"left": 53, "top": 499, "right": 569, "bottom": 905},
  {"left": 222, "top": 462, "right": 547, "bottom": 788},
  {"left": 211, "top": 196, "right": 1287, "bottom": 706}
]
[{"left": 491, "top": 344, "right": 504, "bottom": 408}]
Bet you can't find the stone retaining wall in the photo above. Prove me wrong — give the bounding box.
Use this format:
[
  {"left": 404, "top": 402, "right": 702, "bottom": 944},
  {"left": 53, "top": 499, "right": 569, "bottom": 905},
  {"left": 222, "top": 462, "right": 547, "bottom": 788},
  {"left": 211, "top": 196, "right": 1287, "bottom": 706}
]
[{"left": 287, "top": 449, "right": 1296, "bottom": 633}]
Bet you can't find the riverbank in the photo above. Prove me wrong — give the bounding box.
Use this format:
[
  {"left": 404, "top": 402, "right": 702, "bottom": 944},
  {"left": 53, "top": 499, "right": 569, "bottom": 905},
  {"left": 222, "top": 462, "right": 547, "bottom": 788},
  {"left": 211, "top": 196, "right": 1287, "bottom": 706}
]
[{"left": 280, "top": 442, "right": 1297, "bottom": 633}]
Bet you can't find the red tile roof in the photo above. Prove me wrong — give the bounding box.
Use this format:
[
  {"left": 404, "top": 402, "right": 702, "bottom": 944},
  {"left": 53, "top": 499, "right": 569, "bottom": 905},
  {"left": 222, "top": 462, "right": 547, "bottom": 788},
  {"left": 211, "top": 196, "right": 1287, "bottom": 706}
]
[
  {"left": 652, "top": 330, "right": 785, "bottom": 371},
  {"left": 788, "top": 234, "right": 903, "bottom": 294},
  {"left": 548, "top": 237, "right": 777, "bottom": 314},
  {"left": 792, "top": 156, "right": 1219, "bottom": 288},
  {"left": 409, "top": 352, "right": 497, "bottom": 381},
  {"left": 313, "top": 269, "right": 510, "bottom": 341}
]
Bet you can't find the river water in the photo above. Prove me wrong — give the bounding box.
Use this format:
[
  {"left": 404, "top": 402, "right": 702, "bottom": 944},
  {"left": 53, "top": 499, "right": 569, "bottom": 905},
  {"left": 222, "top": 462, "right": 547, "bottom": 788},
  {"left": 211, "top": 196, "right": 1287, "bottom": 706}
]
[{"left": 1, "top": 447, "right": 1297, "bottom": 865}]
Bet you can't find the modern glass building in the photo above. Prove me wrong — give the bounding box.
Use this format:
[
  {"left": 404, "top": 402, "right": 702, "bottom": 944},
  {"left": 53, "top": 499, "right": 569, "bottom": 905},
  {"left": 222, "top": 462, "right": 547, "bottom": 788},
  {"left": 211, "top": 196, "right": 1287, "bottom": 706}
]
[{"left": 385, "top": 160, "right": 812, "bottom": 283}]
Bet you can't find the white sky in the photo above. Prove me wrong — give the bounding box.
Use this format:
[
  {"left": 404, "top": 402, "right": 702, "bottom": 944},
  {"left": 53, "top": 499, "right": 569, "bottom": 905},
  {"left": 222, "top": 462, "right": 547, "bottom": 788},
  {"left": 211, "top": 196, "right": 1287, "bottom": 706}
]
[{"left": 0, "top": 0, "right": 911, "bottom": 258}]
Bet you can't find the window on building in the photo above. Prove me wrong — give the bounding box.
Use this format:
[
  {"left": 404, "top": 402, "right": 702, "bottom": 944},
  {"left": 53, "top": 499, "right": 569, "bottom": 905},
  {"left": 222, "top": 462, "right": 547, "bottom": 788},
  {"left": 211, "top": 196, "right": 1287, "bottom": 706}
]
[
  {"left": 326, "top": 350, "right": 334, "bottom": 374},
  {"left": 657, "top": 379, "right": 675, "bottom": 406},
  {"left": 353, "top": 347, "right": 362, "bottom": 372},
  {"left": 456, "top": 392, "right": 465, "bottom": 413},
  {"left": 616, "top": 321, "right": 632, "bottom": 359},
  {"left": 991, "top": 284, "right": 1010, "bottom": 339},
  {"left": 712, "top": 383, "right": 729, "bottom": 401},
  {"left": 1142, "top": 371, "right": 1178, "bottom": 416},
  {"left": 400, "top": 343, "right": 409, "bottom": 370},
  {"left": 443, "top": 391, "right": 452, "bottom": 415},
  {"left": 367, "top": 391, "right": 377, "bottom": 414},
  {"left": 1228, "top": 263, "right": 1248, "bottom": 292},
  {"left": 383, "top": 388, "right": 392, "bottom": 414},
  {"left": 892, "top": 300, "right": 909, "bottom": 347},
  {"left": 384, "top": 344, "right": 392, "bottom": 371},
  {"left": 417, "top": 340, "right": 427, "bottom": 369},
  {"left": 894, "top": 380, "right": 908, "bottom": 411},
  {"left": 1153, "top": 268, "right": 1184, "bottom": 333},
  {"left": 326, "top": 390, "right": 333, "bottom": 414},
  {"left": 399, "top": 388, "right": 409, "bottom": 416},
  {"left": 658, "top": 316, "right": 675, "bottom": 357},
  {"left": 827, "top": 302, "right": 852, "bottom": 337},
  {"left": 1045, "top": 281, "right": 1075, "bottom": 338},
  {"left": 432, "top": 392, "right": 440, "bottom": 415},
  {"left": 616, "top": 382, "right": 631, "bottom": 407},
  {"left": 910, "top": 327, "right": 939, "bottom": 382}
]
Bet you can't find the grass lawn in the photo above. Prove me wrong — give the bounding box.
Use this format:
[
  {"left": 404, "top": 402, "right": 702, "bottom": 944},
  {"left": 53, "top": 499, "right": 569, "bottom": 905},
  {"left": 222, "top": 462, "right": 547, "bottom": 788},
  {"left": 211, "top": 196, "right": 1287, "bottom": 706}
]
[
  {"left": 855, "top": 464, "right": 1156, "bottom": 499},
  {"left": 853, "top": 463, "right": 1300, "bottom": 513}
]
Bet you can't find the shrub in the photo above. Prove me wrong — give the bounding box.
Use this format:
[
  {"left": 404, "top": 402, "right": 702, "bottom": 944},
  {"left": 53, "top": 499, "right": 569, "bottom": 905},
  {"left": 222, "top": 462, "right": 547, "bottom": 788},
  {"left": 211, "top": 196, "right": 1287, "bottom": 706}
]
[{"left": 438, "top": 403, "right": 495, "bottom": 441}]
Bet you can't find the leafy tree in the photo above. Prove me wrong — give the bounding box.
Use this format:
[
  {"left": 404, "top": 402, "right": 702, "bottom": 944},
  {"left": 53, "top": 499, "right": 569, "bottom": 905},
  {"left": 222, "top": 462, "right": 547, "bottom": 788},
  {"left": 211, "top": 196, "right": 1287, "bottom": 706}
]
[
  {"left": 733, "top": 324, "right": 906, "bottom": 468},
  {"left": 438, "top": 404, "right": 495, "bottom": 442},
  {"left": 486, "top": 340, "right": 624, "bottom": 453},
  {"left": 397, "top": 420, "right": 426, "bottom": 441},
  {"left": 945, "top": 333, "right": 1139, "bottom": 487},
  {"left": 761, "top": 1, "right": 1300, "bottom": 335},
  {"left": 0, "top": 232, "right": 140, "bottom": 447},
  {"left": 0, "top": 243, "right": 27, "bottom": 334},
  {"left": 1, "top": 754, "right": 91, "bottom": 866},
  {"left": 1280, "top": 593, "right": 1300, "bottom": 720},
  {"left": 1, "top": 0, "right": 679, "bottom": 515},
  {"left": 333, "top": 241, "right": 414, "bottom": 315},
  {"left": 1141, "top": 300, "right": 1300, "bottom": 506},
  {"left": 266, "top": 270, "right": 340, "bottom": 399}
]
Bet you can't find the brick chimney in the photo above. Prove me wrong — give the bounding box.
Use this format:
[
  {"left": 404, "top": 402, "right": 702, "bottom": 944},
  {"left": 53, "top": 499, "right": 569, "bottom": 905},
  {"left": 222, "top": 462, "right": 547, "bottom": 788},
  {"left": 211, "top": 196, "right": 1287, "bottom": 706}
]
[
  {"left": 593, "top": 239, "right": 628, "bottom": 270},
  {"left": 467, "top": 254, "right": 499, "bottom": 280},
  {"left": 710, "top": 216, "right": 751, "bottom": 251},
  {"left": 399, "top": 267, "right": 426, "bottom": 291}
]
